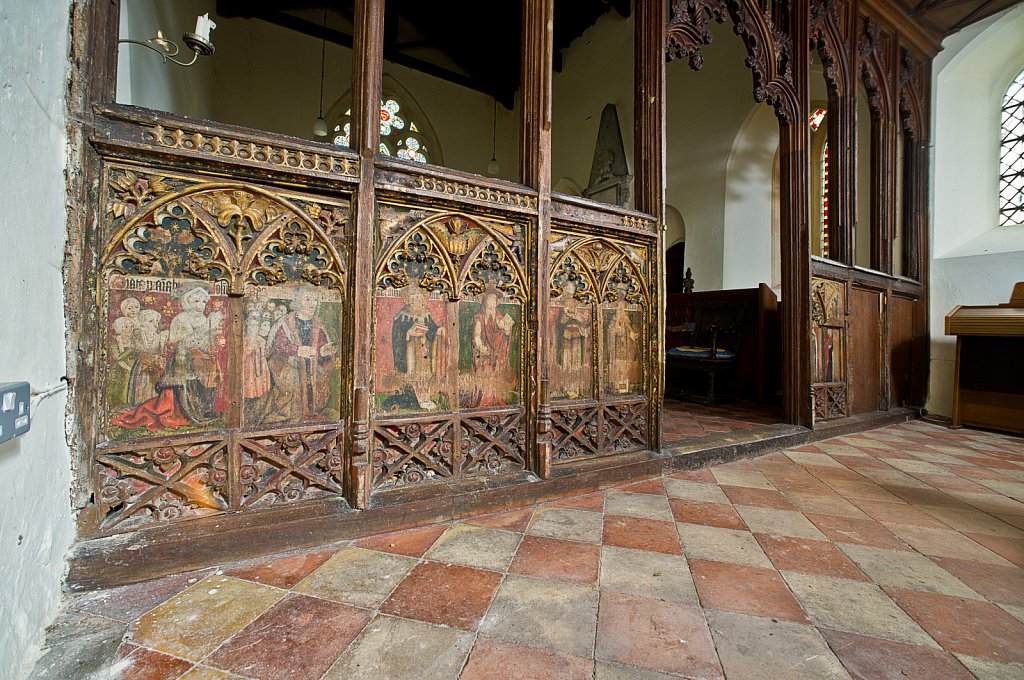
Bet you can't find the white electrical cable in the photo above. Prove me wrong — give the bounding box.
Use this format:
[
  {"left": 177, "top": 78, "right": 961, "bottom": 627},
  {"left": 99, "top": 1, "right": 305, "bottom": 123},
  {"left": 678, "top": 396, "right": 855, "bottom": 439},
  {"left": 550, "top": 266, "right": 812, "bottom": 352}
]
[{"left": 29, "top": 378, "right": 69, "bottom": 421}]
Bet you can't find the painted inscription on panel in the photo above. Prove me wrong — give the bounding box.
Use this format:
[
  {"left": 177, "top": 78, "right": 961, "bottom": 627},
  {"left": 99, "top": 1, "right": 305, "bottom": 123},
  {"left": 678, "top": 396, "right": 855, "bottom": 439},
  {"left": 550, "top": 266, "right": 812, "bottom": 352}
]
[
  {"left": 242, "top": 284, "right": 343, "bottom": 426},
  {"left": 107, "top": 275, "right": 229, "bottom": 439}
]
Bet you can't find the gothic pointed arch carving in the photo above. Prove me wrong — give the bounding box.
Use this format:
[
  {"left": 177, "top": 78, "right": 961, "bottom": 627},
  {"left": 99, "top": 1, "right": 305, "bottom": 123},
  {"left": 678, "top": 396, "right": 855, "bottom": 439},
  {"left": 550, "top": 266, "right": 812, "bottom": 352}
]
[{"left": 810, "top": 0, "right": 850, "bottom": 95}]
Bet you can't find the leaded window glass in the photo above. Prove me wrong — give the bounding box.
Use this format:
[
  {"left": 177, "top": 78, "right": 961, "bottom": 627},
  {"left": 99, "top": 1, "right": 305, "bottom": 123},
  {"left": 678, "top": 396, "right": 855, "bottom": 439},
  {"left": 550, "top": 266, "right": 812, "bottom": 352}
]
[
  {"left": 1000, "top": 69, "right": 1024, "bottom": 226},
  {"left": 333, "top": 98, "right": 430, "bottom": 164},
  {"left": 822, "top": 143, "right": 830, "bottom": 258}
]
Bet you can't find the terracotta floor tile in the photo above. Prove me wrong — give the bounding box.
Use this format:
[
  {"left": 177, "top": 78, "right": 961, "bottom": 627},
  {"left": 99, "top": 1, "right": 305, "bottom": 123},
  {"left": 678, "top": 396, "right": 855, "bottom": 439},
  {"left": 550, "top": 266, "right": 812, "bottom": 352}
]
[
  {"left": 885, "top": 588, "right": 1024, "bottom": 663},
  {"left": 177, "top": 667, "right": 239, "bottom": 680},
  {"left": 963, "top": 533, "right": 1024, "bottom": 567},
  {"left": 324, "top": 614, "right": 473, "bottom": 679},
  {"left": 595, "top": 592, "right": 723, "bottom": 679},
  {"left": 669, "top": 468, "right": 716, "bottom": 483},
  {"left": 380, "top": 561, "right": 502, "bottom": 631},
  {"left": 850, "top": 499, "right": 948, "bottom": 528},
  {"left": 509, "top": 535, "right": 601, "bottom": 587},
  {"left": 720, "top": 484, "right": 796, "bottom": 510},
  {"left": 115, "top": 647, "right": 193, "bottom": 680},
  {"left": 669, "top": 498, "right": 747, "bottom": 530},
  {"left": 354, "top": 524, "right": 448, "bottom": 557},
  {"left": 819, "top": 628, "right": 975, "bottom": 680},
  {"left": 464, "top": 507, "right": 536, "bottom": 533},
  {"left": 547, "top": 492, "right": 606, "bottom": 512},
  {"left": 207, "top": 593, "right": 371, "bottom": 680},
  {"left": 74, "top": 569, "right": 215, "bottom": 623},
  {"left": 884, "top": 524, "right": 1014, "bottom": 565},
  {"left": 130, "top": 575, "right": 285, "bottom": 661},
  {"left": 930, "top": 556, "right": 1024, "bottom": 606},
  {"left": 593, "top": 661, "right": 680, "bottom": 679},
  {"left": 603, "top": 515, "right": 682, "bottom": 554},
  {"left": 805, "top": 513, "right": 910, "bottom": 550},
  {"left": 225, "top": 549, "right": 335, "bottom": 589},
  {"left": 754, "top": 533, "right": 868, "bottom": 581},
  {"left": 461, "top": 637, "right": 594, "bottom": 680},
  {"left": 689, "top": 558, "right": 808, "bottom": 623}
]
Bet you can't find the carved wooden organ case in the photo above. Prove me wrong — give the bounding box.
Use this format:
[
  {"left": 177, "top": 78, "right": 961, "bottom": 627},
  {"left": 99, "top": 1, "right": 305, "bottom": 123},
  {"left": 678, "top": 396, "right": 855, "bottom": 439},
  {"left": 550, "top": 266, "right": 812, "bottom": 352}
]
[{"left": 76, "top": 111, "right": 660, "bottom": 537}]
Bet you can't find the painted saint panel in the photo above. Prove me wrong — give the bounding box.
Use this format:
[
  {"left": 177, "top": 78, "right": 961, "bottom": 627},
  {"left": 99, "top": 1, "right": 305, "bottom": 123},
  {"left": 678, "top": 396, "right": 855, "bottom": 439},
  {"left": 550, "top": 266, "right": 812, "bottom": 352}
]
[
  {"left": 601, "top": 300, "right": 643, "bottom": 397},
  {"left": 374, "top": 285, "right": 453, "bottom": 414},
  {"left": 458, "top": 288, "right": 522, "bottom": 409},
  {"left": 242, "top": 283, "right": 343, "bottom": 427},
  {"left": 106, "top": 275, "right": 229, "bottom": 440},
  {"left": 549, "top": 293, "right": 594, "bottom": 401}
]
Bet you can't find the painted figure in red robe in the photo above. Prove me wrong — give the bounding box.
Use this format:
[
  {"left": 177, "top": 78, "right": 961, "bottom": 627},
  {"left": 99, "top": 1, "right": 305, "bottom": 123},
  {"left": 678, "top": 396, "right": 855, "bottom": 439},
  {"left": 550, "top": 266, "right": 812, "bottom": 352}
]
[
  {"left": 469, "top": 286, "right": 514, "bottom": 406},
  {"left": 266, "top": 287, "right": 337, "bottom": 422}
]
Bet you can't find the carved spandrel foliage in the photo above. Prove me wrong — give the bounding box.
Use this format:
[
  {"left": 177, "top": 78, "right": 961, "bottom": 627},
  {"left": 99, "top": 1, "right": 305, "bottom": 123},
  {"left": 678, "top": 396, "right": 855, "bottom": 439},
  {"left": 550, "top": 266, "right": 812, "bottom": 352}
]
[
  {"left": 551, "top": 406, "right": 601, "bottom": 461},
  {"left": 460, "top": 411, "right": 526, "bottom": 475},
  {"left": 666, "top": 0, "right": 728, "bottom": 70},
  {"left": 95, "top": 440, "right": 229, "bottom": 530},
  {"left": 379, "top": 231, "right": 456, "bottom": 298},
  {"left": 551, "top": 255, "right": 598, "bottom": 304},
  {"left": 107, "top": 169, "right": 177, "bottom": 221},
  {"left": 238, "top": 429, "right": 346, "bottom": 507},
  {"left": 191, "top": 189, "right": 287, "bottom": 252},
  {"left": 372, "top": 419, "right": 456, "bottom": 489},
  {"left": 247, "top": 219, "right": 345, "bottom": 289}
]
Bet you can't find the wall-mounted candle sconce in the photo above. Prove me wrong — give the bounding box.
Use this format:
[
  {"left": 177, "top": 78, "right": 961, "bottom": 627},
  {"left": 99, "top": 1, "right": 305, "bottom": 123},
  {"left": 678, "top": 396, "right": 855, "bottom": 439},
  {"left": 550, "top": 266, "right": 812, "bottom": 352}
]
[{"left": 119, "top": 13, "right": 217, "bottom": 67}]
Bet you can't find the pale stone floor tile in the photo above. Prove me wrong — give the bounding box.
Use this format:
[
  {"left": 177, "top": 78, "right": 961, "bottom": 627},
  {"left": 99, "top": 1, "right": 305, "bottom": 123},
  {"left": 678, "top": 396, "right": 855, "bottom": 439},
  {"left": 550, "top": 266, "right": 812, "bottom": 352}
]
[
  {"left": 479, "top": 574, "right": 599, "bottom": 657},
  {"left": 836, "top": 543, "right": 982, "bottom": 599},
  {"left": 528, "top": 507, "right": 606, "bottom": 544},
  {"left": 909, "top": 451, "right": 970, "bottom": 465},
  {"left": 733, "top": 505, "right": 827, "bottom": 540},
  {"left": 676, "top": 523, "right": 774, "bottom": 569},
  {"left": 785, "top": 492, "right": 869, "bottom": 519},
  {"left": 882, "top": 459, "right": 951, "bottom": 475},
  {"left": 130, "top": 575, "right": 284, "bottom": 661},
  {"left": 781, "top": 572, "right": 939, "bottom": 647},
  {"left": 594, "top": 661, "right": 680, "bottom": 680},
  {"left": 599, "top": 545, "right": 698, "bottom": 604},
  {"left": 424, "top": 524, "right": 522, "bottom": 572},
  {"left": 179, "top": 668, "right": 243, "bottom": 680},
  {"left": 973, "top": 479, "right": 1024, "bottom": 499},
  {"left": 604, "top": 491, "right": 674, "bottom": 521},
  {"left": 814, "top": 443, "right": 870, "bottom": 457},
  {"left": 920, "top": 505, "right": 1024, "bottom": 538},
  {"left": 705, "top": 608, "right": 851, "bottom": 680},
  {"left": 664, "top": 478, "right": 731, "bottom": 504},
  {"left": 947, "top": 491, "right": 1024, "bottom": 516},
  {"left": 294, "top": 547, "right": 417, "bottom": 608},
  {"left": 1001, "top": 603, "right": 1024, "bottom": 625},
  {"left": 711, "top": 468, "right": 775, "bottom": 490},
  {"left": 858, "top": 470, "right": 933, "bottom": 489},
  {"left": 323, "top": 614, "right": 473, "bottom": 680},
  {"left": 955, "top": 655, "right": 1024, "bottom": 680},
  {"left": 786, "top": 451, "right": 848, "bottom": 467}
]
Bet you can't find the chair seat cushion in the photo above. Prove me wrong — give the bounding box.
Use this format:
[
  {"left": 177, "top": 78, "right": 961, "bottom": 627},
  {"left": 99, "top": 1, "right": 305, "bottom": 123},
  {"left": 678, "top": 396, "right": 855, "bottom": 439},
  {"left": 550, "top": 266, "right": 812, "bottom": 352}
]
[{"left": 667, "top": 345, "right": 735, "bottom": 359}]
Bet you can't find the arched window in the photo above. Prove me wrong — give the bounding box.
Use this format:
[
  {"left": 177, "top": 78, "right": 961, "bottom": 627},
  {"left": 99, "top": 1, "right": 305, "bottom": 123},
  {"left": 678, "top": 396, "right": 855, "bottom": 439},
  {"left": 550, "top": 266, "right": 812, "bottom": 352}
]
[
  {"left": 332, "top": 97, "right": 432, "bottom": 164},
  {"left": 821, "top": 142, "right": 830, "bottom": 258},
  {"left": 1000, "top": 69, "right": 1024, "bottom": 225}
]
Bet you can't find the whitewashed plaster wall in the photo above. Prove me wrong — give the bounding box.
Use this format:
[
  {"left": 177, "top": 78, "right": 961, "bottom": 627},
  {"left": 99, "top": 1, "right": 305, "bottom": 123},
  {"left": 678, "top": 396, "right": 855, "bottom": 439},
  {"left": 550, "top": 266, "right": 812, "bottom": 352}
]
[
  {"left": 0, "top": 1, "right": 74, "bottom": 678},
  {"left": 926, "top": 6, "right": 1024, "bottom": 417}
]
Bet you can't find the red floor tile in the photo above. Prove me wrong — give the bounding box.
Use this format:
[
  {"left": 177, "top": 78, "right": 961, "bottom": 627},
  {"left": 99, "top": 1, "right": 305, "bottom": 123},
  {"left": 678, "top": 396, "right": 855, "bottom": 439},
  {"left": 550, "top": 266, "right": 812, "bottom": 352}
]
[
  {"left": 930, "top": 556, "right": 1024, "bottom": 606},
  {"left": 461, "top": 637, "right": 594, "bottom": 680},
  {"left": 688, "top": 559, "right": 809, "bottom": 623},
  {"left": 465, "top": 507, "right": 536, "bottom": 532},
  {"left": 509, "top": 535, "right": 601, "bottom": 587},
  {"left": 225, "top": 550, "right": 336, "bottom": 589},
  {"left": 819, "top": 628, "right": 975, "bottom": 680},
  {"left": 885, "top": 588, "right": 1024, "bottom": 663},
  {"left": 115, "top": 647, "right": 193, "bottom": 680},
  {"left": 355, "top": 524, "right": 449, "bottom": 558},
  {"left": 669, "top": 498, "right": 747, "bottom": 530},
  {"left": 963, "top": 533, "right": 1024, "bottom": 568},
  {"left": 754, "top": 534, "right": 868, "bottom": 581},
  {"left": 619, "top": 477, "right": 667, "bottom": 495},
  {"left": 207, "top": 593, "right": 371, "bottom": 680},
  {"left": 669, "top": 468, "right": 716, "bottom": 483},
  {"left": 603, "top": 515, "right": 682, "bottom": 555},
  {"left": 548, "top": 492, "right": 606, "bottom": 512},
  {"left": 596, "top": 592, "right": 723, "bottom": 679},
  {"left": 914, "top": 473, "right": 996, "bottom": 494},
  {"left": 805, "top": 513, "right": 911, "bottom": 550},
  {"left": 849, "top": 499, "right": 948, "bottom": 529},
  {"left": 720, "top": 485, "right": 797, "bottom": 510},
  {"left": 380, "top": 561, "right": 502, "bottom": 631}
]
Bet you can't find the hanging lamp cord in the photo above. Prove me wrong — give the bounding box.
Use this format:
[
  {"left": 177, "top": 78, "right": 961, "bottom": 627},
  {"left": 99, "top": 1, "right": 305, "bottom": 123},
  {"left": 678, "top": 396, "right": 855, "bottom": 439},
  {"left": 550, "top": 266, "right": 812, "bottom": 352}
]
[{"left": 318, "top": 9, "right": 327, "bottom": 117}]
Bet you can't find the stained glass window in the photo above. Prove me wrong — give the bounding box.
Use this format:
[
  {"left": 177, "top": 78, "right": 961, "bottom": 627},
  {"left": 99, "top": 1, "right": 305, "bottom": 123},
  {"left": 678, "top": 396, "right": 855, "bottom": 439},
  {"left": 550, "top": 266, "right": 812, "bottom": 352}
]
[
  {"left": 333, "top": 98, "right": 430, "bottom": 164},
  {"left": 809, "top": 108, "right": 827, "bottom": 132},
  {"left": 1000, "top": 69, "right": 1024, "bottom": 226}
]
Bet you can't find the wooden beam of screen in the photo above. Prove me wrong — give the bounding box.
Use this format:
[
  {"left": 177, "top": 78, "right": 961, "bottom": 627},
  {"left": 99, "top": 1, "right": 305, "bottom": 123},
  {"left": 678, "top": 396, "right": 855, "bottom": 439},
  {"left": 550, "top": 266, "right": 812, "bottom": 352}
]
[
  {"left": 347, "top": 0, "right": 384, "bottom": 509},
  {"left": 635, "top": 0, "right": 666, "bottom": 450},
  {"left": 522, "top": 0, "right": 554, "bottom": 478}
]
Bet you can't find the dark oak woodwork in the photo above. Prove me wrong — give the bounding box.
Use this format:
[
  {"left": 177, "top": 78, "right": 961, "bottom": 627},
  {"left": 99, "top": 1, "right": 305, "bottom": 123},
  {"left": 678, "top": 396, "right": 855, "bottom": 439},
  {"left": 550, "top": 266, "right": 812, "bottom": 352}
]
[{"left": 849, "top": 286, "right": 882, "bottom": 413}]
